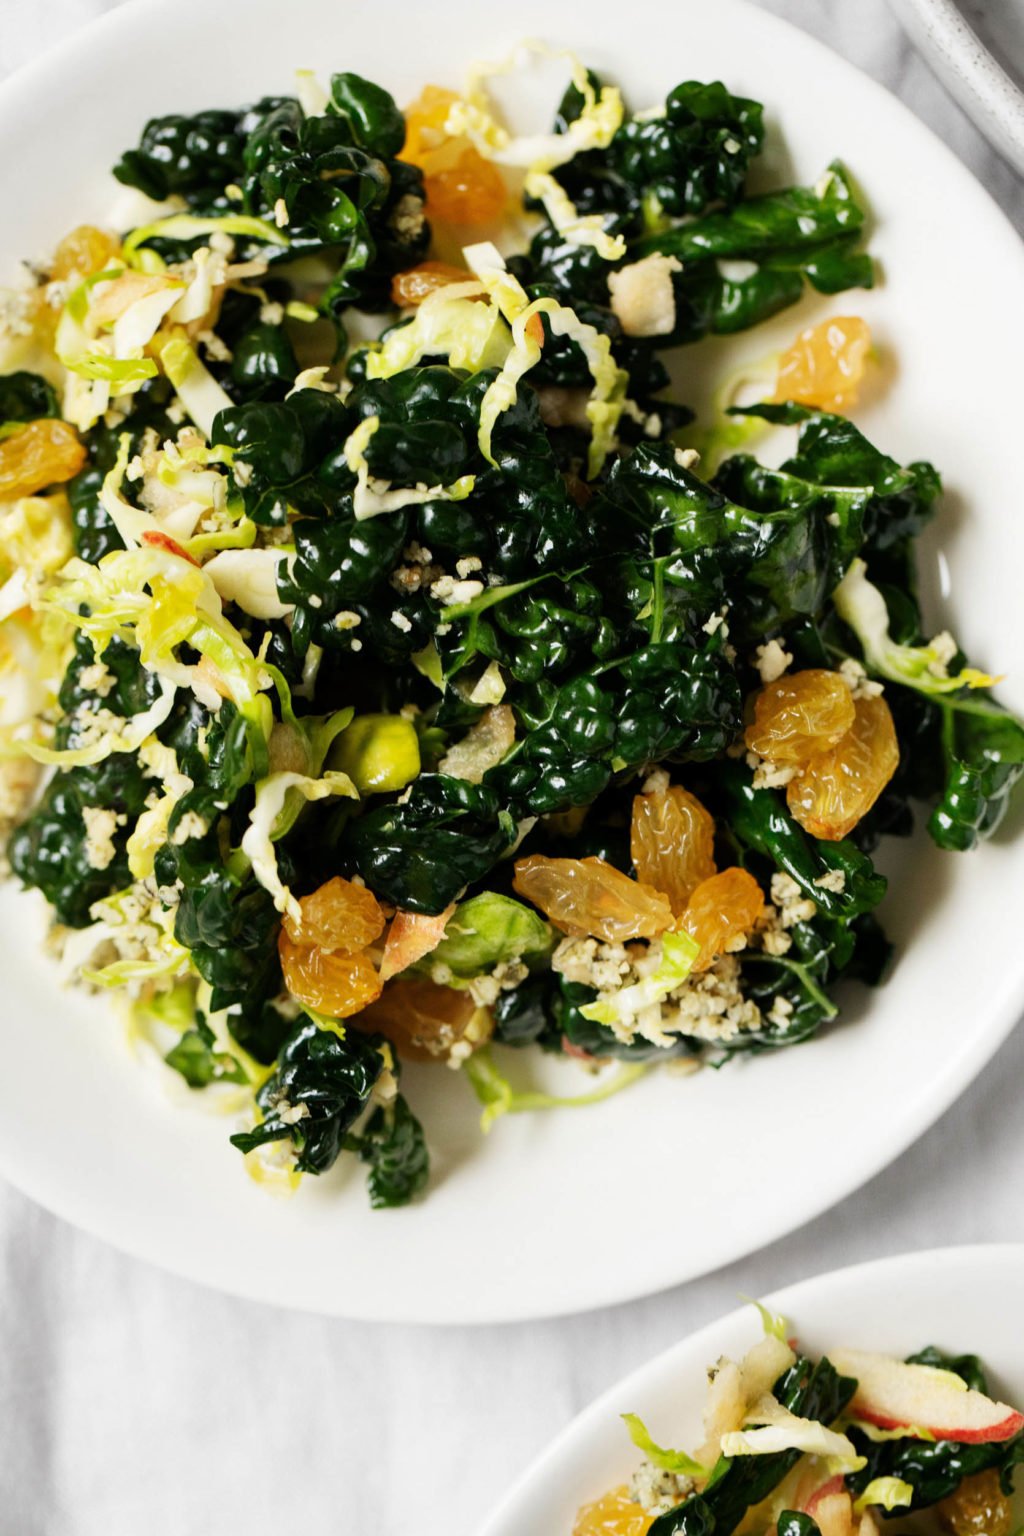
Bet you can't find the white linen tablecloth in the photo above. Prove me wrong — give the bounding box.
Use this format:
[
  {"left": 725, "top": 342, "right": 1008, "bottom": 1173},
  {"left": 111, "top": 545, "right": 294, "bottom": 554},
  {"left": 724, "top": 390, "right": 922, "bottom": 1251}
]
[{"left": 0, "top": 4, "right": 1021, "bottom": 1533}]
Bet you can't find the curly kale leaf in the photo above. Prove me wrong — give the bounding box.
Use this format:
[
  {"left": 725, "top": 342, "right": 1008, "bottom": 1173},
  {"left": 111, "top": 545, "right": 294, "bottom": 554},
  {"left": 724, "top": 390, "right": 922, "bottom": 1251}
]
[
  {"left": 736, "top": 401, "right": 942, "bottom": 572},
  {"left": 720, "top": 763, "right": 888, "bottom": 919},
  {"left": 114, "top": 76, "right": 428, "bottom": 316},
  {"left": 777, "top": 1518, "right": 820, "bottom": 1536},
  {"left": 230, "top": 1018, "right": 385, "bottom": 1174},
  {"left": 342, "top": 775, "right": 516, "bottom": 914},
  {"left": 927, "top": 696, "right": 1024, "bottom": 852},
  {"left": 0, "top": 370, "right": 60, "bottom": 424},
  {"left": 488, "top": 640, "right": 741, "bottom": 817},
  {"left": 7, "top": 636, "right": 161, "bottom": 925},
  {"left": 354, "top": 1093, "right": 430, "bottom": 1208},
  {"left": 598, "top": 440, "right": 866, "bottom": 644},
  {"left": 527, "top": 160, "right": 872, "bottom": 339},
  {"left": 847, "top": 1422, "right": 1024, "bottom": 1513},
  {"left": 165, "top": 1017, "right": 248, "bottom": 1089},
  {"left": 609, "top": 80, "right": 765, "bottom": 218},
  {"left": 650, "top": 1355, "right": 856, "bottom": 1535}
]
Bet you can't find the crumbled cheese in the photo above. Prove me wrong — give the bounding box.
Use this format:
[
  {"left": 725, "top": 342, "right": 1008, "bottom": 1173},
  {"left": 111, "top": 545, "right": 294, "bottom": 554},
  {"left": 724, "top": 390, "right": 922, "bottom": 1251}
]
[
  {"left": 929, "top": 630, "right": 958, "bottom": 672},
  {"left": 702, "top": 606, "right": 729, "bottom": 637},
  {"left": 390, "top": 610, "right": 413, "bottom": 633},
  {"left": 770, "top": 871, "right": 818, "bottom": 928},
  {"left": 78, "top": 661, "right": 115, "bottom": 698},
  {"left": 467, "top": 958, "right": 529, "bottom": 1008},
  {"left": 350, "top": 638, "right": 363, "bottom": 652},
  {"left": 607, "top": 252, "right": 682, "bottom": 337},
  {"left": 839, "top": 656, "right": 884, "bottom": 700},
  {"left": 552, "top": 936, "right": 634, "bottom": 993},
  {"left": 753, "top": 905, "right": 793, "bottom": 957},
  {"left": 82, "top": 806, "right": 123, "bottom": 871},
  {"left": 747, "top": 750, "right": 798, "bottom": 791},
  {"left": 754, "top": 639, "right": 793, "bottom": 684},
  {"left": 334, "top": 610, "right": 363, "bottom": 630},
  {"left": 196, "top": 327, "right": 232, "bottom": 363},
  {"left": 273, "top": 197, "right": 290, "bottom": 228},
  {"left": 274, "top": 1099, "right": 311, "bottom": 1126},
  {"left": 814, "top": 869, "right": 847, "bottom": 894},
  {"left": 641, "top": 767, "right": 671, "bottom": 795},
  {"left": 390, "top": 193, "right": 426, "bottom": 241},
  {"left": 259, "top": 301, "right": 285, "bottom": 326},
  {"left": 723, "top": 136, "right": 741, "bottom": 154},
  {"left": 535, "top": 384, "right": 591, "bottom": 430},
  {"left": 674, "top": 446, "right": 700, "bottom": 470},
  {"left": 430, "top": 574, "right": 484, "bottom": 606},
  {"left": 629, "top": 1462, "right": 696, "bottom": 1517},
  {"left": 170, "top": 811, "right": 209, "bottom": 846},
  {"left": 455, "top": 555, "right": 483, "bottom": 579}
]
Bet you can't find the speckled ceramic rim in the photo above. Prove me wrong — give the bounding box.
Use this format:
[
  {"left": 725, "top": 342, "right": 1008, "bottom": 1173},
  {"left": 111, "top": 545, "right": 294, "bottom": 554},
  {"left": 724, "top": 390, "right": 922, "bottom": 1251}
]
[{"left": 886, "top": 0, "right": 1024, "bottom": 173}]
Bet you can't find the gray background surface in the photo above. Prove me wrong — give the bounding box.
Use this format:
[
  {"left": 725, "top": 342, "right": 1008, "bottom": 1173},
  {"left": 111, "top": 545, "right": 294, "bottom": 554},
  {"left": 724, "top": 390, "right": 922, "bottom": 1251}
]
[{"left": 0, "top": 4, "right": 1021, "bottom": 1533}]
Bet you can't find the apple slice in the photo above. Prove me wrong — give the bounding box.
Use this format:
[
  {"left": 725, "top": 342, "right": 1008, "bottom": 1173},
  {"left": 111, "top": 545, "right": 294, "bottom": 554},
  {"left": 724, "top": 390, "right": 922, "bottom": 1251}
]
[{"left": 831, "top": 1349, "right": 1024, "bottom": 1445}]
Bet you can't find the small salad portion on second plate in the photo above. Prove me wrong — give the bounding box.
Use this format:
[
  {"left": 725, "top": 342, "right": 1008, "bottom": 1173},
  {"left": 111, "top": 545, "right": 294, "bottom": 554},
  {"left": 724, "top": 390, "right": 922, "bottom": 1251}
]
[{"left": 576, "top": 1307, "right": 1024, "bottom": 1536}]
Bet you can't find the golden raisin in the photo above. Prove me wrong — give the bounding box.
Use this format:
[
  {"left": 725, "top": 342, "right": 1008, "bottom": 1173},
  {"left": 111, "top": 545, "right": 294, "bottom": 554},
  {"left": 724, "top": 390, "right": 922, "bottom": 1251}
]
[
  {"left": 278, "top": 933, "right": 382, "bottom": 1018},
  {"left": 401, "top": 85, "right": 460, "bottom": 169},
  {"left": 631, "top": 785, "right": 717, "bottom": 917},
  {"left": 774, "top": 316, "right": 872, "bottom": 413},
  {"left": 787, "top": 694, "right": 899, "bottom": 841},
  {"left": 745, "top": 670, "right": 856, "bottom": 766},
  {"left": 426, "top": 147, "right": 507, "bottom": 224},
  {"left": 936, "top": 1470, "right": 1013, "bottom": 1536},
  {"left": 282, "top": 875, "right": 385, "bottom": 953},
  {"left": 513, "top": 855, "right": 674, "bottom": 942},
  {"left": 0, "top": 419, "right": 87, "bottom": 499},
  {"left": 573, "top": 1486, "right": 654, "bottom": 1536},
  {"left": 390, "top": 261, "right": 469, "bottom": 308},
  {"left": 355, "top": 977, "right": 488, "bottom": 1063},
  {"left": 678, "top": 867, "right": 764, "bottom": 972},
  {"left": 50, "top": 224, "right": 121, "bottom": 282}
]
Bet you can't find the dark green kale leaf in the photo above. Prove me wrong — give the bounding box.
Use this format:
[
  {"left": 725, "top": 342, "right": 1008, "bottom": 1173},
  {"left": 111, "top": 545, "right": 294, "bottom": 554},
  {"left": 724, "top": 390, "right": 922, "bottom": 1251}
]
[
  {"left": 7, "top": 636, "right": 160, "bottom": 925},
  {"left": 114, "top": 76, "right": 428, "bottom": 317},
  {"left": 597, "top": 440, "right": 866, "bottom": 645},
  {"left": 0, "top": 370, "right": 60, "bottom": 423},
  {"left": 777, "top": 1517, "right": 820, "bottom": 1536},
  {"left": 488, "top": 640, "right": 741, "bottom": 818},
  {"left": 354, "top": 1093, "right": 430, "bottom": 1208},
  {"left": 341, "top": 775, "right": 516, "bottom": 914},
  {"left": 846, "top": 1422, "right": 1024, "bottom": 1513},
  {"left": 650, "top": 1355, "right": 856, "bottom": 1535},
  {"left": 927, "top": 697, "right": 1024, "bottom": 852},
  {"left": 165, "top": 1018, "right": 248, "bottom": 1088},
  {"left": 229, "top": 1017, "right": 385, "bottom": 1174},
  {"left": 720, "top": 763, "right": 887, "bottom": 919}
]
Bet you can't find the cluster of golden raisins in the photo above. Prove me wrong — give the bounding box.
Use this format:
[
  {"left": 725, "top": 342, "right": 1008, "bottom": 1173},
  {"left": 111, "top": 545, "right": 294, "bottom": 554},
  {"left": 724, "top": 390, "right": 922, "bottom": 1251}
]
[
  {"left": 746, "top": 669, "right": 899, "bottom": 840},
  {"left": 514, "top": 784, "right": 765, "bottom": 974},
  {"left": 277, "top": 876, "right": 481, "bottom": 1063},
  {"left": 401, "top": 84, "right": 507, "bottom": 226}
]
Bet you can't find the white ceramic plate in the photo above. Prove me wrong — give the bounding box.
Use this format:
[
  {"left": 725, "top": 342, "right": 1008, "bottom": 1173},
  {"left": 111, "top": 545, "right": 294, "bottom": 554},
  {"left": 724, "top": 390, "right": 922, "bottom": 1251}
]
[
  {"left": 481, "top": 1245, "right": 1024, "bottom": 1535},
  {"left": 885, "top": 0, "right": 1024, "bottom": 175},
  {"left": 0, "top": 0, "right": 1022, "bottom": 1323}
]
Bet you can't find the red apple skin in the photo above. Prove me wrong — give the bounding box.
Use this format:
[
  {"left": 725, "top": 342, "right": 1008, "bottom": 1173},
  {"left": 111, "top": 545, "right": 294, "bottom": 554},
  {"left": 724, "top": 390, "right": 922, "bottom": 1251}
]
[
  {"left": 852, "top": 1404, "right": 1024, "bottom": 1445},
  {"left": 804, "top": 1475, "right": 845, "bottom": 1515}
]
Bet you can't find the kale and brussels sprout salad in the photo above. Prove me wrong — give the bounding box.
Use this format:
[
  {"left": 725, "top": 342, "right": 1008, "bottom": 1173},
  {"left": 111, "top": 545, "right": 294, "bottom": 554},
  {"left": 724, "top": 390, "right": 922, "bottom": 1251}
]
[
  {"left": 0, "top": 46, "right": 1020, "bottom": 1206},
  {"left": 575, "top": 1305, "right": 1024, "bottom": 1536}
]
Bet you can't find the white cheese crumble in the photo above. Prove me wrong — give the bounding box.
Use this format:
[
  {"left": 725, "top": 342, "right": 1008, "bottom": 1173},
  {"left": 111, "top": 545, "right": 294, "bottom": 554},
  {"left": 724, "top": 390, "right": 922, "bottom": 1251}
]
[
  {"left": 754, "top": 639, "right": 793, "bottom": 684},
  {"left": 814, "top": 869, "right": 847, "bottom": 894},
  {"left": 273, "top": 197, "right": 290, "bottom": 228},
  {"left": 628, "top": 1462, "right": 696, "bottom": 1517},
  {"left": 81, "top": 806, "right": 124, "bottom": 870},
  {"left": 607, "top": 252, "right": 682, "bottom": 337},
  {"left": 770, "top": 871, "right": 818, "bottom": 927},
  {"left": 839, "top": 656, "right": 884, "bottom": 699},
  {"left": 390, "top": 610, "right": 413, "bottom": 633}
]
